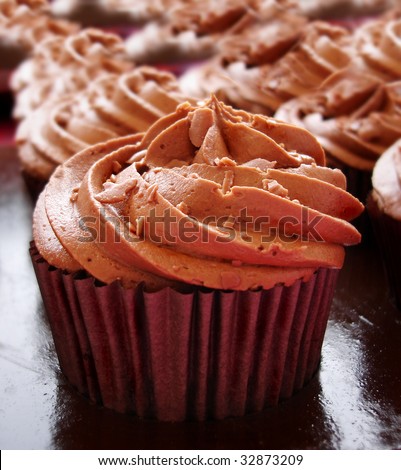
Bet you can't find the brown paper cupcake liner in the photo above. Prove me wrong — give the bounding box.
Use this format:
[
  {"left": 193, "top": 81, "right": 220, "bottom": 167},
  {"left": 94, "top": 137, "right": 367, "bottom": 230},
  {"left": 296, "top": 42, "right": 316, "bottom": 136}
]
[
  {"left": 367, "top": 195, "right": 401, "bottom": 311},
  {"left": 30, "top": 242, "right": 339, "bottom": 421}
]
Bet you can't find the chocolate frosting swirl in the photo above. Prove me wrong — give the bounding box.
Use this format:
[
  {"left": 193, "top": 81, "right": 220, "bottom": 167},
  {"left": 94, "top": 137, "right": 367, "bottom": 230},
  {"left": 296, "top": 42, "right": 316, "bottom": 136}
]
[
  {"left": 11, "top": 28, "right": 132, "bottom": 120},
  {"left": 17, "top": 66, "right": 192, "bottom": 180},
  {"left": 275, "top": 68, "right": 401, "bottom": 171},
  {"left": 354, "top": 16, "right": 401, "bottom": 80},
  {"left": 0, "top": 0, "right": 78, "bottom": 57},
  {"left": 34, "top": 98, "right": 363, "bottom": 291},
  {"left": 180, "top": 20, "right": 349, "bottom": 115},
  {"left": 1, "top": 0, "right": 47, "bottom": 18},
  {"left": 124, "top": 0, "right": 298, "bottom": 64},
  {"left": 256, "top": 21, "right": 351, "bottom": 111}
]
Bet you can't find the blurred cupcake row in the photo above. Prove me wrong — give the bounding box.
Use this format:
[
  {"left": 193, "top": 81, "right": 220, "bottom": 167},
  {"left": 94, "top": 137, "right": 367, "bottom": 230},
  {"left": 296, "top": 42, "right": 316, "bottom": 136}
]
[
  {"left": 6, "top": 0, "right": 401, "bottom": 196},
  {"left": 0, "top": 0, "right": 399, "bottom": 422},
  {"left": 180, "top": 6, "right": 401, "bottom": 202}
]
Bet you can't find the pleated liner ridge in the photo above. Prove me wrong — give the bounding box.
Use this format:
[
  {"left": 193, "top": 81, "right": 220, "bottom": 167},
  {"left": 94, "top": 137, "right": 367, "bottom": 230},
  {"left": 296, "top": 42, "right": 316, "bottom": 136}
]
[{"left": 30, "top": 242, "right": 339, "bottom": 421}]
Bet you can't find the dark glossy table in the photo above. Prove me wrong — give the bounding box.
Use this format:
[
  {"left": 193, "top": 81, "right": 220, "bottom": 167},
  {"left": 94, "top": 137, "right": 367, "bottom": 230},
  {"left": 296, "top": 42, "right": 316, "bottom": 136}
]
[{"left": 1, "top": 120, "right": 401, "bottom": 450}]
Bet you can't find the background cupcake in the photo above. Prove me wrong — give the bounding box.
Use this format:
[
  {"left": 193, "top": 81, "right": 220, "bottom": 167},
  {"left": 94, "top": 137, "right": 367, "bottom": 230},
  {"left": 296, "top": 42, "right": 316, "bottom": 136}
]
[
  {"left": 124, "top": 0, "right": 298, "bottom": 70},
  {"left": 9, "top": 27, "right": 134, "bottom": 196},
  {"left": 10, "top": 27, "right": 133, "bottom": 121},
  {"left": 31, "top": 97, "right": 363, "bottom": 421},
  {"left": 125, "top": 0, "right": 249, "bottom": 65},
  {"left": 352, "top": 12, "right": 401, "bottom": 80},
  {"left": 1, "top": 0, "right": 47, "bottom": 66},
  {"left": 0, "top": 0, "right": 78, "bottom": 98}
]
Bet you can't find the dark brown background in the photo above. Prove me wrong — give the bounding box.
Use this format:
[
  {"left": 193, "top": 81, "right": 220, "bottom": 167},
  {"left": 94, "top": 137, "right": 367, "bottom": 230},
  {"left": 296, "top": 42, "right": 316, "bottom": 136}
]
[{"left": 0, "top": 99, "right": 401, "bottom": 450}]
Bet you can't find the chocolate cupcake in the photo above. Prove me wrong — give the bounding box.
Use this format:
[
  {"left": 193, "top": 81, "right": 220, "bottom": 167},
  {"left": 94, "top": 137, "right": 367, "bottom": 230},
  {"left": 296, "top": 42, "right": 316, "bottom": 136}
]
[
  {"left": 31, "top": 97, "right": 363, "bottom": 421},
  {"left": 367, "top": 139, "right": 401, "bottom": 309}
]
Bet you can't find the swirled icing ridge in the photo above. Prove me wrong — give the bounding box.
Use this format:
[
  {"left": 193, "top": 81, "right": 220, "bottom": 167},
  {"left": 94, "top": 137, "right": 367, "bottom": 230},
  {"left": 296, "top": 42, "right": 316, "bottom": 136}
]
[{"left": 34, "top": 98, "right": 363, "bottom": 290}]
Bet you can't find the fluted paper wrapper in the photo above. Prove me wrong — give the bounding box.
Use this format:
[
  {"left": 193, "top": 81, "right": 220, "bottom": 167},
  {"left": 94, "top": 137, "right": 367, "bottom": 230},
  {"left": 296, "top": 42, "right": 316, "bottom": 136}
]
[
  {"left": 367, "top": 195, "right": 401, "bottom": 311},
  {"left": 30, "top": 243, "right": 339, "bottom": 421}
]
